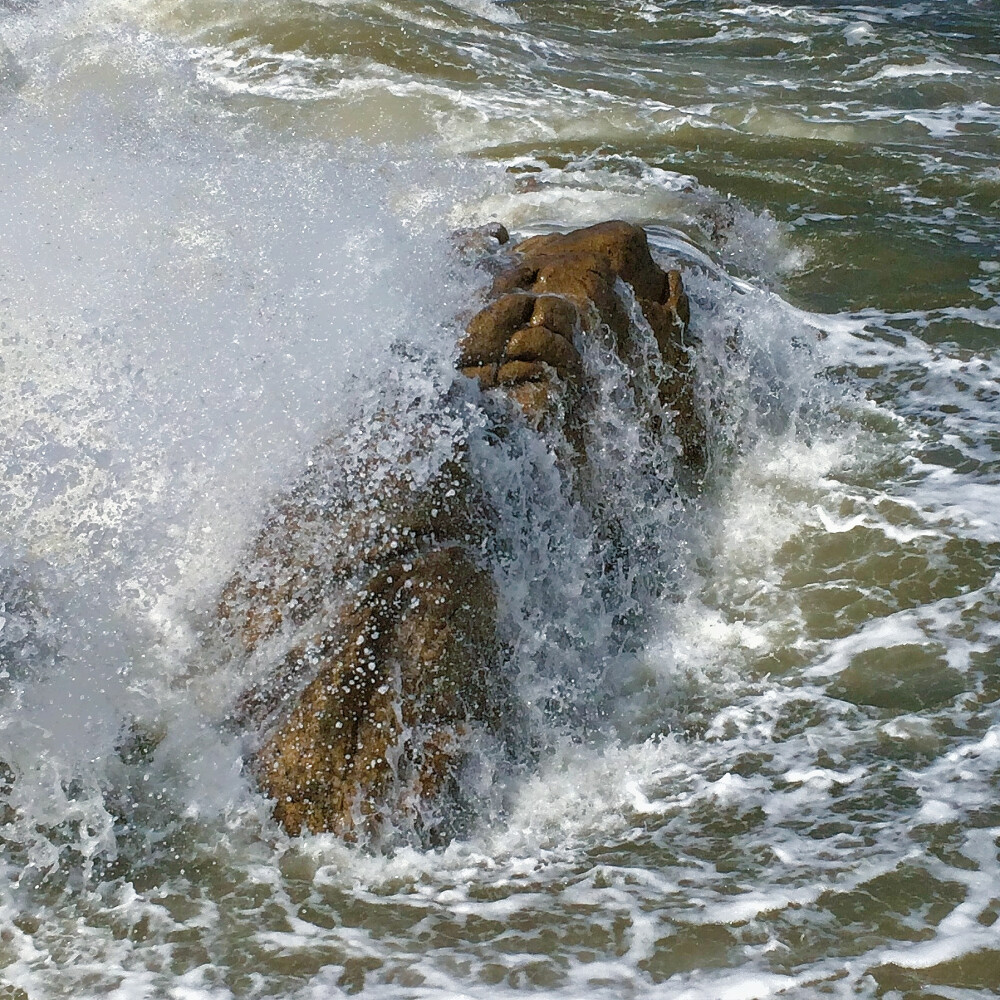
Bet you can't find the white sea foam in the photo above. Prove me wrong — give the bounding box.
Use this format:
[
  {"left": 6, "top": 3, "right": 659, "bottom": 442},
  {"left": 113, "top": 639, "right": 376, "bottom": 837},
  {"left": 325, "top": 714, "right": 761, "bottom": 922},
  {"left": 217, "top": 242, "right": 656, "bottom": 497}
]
[
  {"left": 440, "top": 0, "right": 521, "bottom": 24},
  {"left": 844, "top": 21, "right": 878, "bottom": 46},
  {"left": 874, "top": 58, "right": 973, "bottom": 80}
]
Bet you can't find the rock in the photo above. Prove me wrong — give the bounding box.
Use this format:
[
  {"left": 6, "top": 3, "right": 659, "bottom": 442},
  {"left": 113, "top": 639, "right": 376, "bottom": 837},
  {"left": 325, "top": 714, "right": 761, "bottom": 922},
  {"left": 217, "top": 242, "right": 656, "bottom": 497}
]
[
  {"left": 531, "top": 252, "right": 630, "bottom": 337},
  {"left": 518, "top": 221, "right": 667, "bottom": 302},
  {"left": 218, "top": 404, "right": 510, "bottom": 843},
  {"left": 457, "top": 292, "right": 536, "bottom": 366},
  {"left": 489, "top": 263, "right": 538, "bottom": 295},
  {"left": 450, "top": 222, "right": 511, "bottom": 261},
  {"left": 504, "top": 378, "right": 558, "bottom": 425},
  {"left": 468, "top": 220, "right": 702, "bottom": 462},
  {"left": 504, "top": 326, "right": 582, "bottom": 379},
  {"left": 666, "top": 270, "right": 691, "bottom": 328},
  {"left": 219, "top": 220, "right": 704, "bottom": 843},
  {"left": 497, "top": 359, "right": 549, "bottom": 385},
  {"left": 483, "top": 222, "right": 510, "bottom": 245},
  {"left": 530, "top": 295, "right": 579, "bottom": 339},
  {"left": 459, "top": 363, "right": 497, "bottom": 389},
  {"left": 0, "top": 760, "right": 15, "bottom": 827},
  {"left": 251, "top": 545, "right": 507, "bottom": 840},
  {"left": 218, "top": 437, "right": 484, "bottom": 658}
]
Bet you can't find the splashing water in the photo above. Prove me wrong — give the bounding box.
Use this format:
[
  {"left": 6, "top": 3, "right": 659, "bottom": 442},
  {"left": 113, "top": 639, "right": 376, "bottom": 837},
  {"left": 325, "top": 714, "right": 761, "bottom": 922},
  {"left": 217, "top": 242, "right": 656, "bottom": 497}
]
[{"left": 2, "top": 1, "right": 1000, "bottom": 998}]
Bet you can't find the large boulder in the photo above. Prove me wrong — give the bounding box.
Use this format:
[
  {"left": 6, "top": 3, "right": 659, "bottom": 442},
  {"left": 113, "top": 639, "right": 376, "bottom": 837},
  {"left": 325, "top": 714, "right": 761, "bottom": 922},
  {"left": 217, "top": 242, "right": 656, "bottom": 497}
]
[
  {"left": 249, "top": 545, "right": 505, "bottom": 840},
  {"left": 219, "top": 221, "right": 702, "bottom": 841}
]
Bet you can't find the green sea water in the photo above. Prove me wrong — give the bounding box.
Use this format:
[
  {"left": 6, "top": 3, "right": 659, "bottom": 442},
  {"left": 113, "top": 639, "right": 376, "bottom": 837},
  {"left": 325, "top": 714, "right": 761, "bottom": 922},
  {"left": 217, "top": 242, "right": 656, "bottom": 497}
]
[{"left": 1, "top": 2, "right": 999, "bottom": 998}]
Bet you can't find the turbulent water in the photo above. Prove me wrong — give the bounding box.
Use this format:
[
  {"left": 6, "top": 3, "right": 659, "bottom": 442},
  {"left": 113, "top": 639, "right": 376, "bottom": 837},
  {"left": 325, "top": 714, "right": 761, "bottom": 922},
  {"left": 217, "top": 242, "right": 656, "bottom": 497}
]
[{"left": 2, "top": 0, "right": 1000, "bottom": 997}]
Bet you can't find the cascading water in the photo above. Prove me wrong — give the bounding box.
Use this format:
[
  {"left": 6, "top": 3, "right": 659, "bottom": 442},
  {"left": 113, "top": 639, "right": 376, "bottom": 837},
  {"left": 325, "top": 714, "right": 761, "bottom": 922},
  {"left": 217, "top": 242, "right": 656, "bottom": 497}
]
[{"left": 3, "top": 1, "right": 1000, "bottom": 997}]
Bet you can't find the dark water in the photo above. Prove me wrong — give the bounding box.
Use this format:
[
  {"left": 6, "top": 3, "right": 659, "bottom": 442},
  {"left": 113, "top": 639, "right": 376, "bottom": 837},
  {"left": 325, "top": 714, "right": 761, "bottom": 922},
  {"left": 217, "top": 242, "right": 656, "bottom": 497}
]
[{"left": 1, "top": 2, "right": 999, "bottom": 997}]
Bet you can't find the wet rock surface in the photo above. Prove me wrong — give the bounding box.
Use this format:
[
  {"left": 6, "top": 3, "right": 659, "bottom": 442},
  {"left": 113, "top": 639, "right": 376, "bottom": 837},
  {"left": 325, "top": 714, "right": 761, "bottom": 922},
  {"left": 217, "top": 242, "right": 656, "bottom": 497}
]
[
  {"left": 459, "top": 221, "right": 701, "bottom": 457},
  {"left": 219, "top": 221, "right": 703, "bottom": 841},
  {"left": 251, "top": 545, "right": 505, "bottom": 840}
]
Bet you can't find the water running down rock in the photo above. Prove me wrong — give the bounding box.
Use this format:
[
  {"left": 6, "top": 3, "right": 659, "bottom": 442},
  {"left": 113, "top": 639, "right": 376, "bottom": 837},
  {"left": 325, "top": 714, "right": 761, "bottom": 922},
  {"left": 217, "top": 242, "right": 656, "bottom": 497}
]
[{"left": 218, "top": 221, "right": 703, "bottom": 842}]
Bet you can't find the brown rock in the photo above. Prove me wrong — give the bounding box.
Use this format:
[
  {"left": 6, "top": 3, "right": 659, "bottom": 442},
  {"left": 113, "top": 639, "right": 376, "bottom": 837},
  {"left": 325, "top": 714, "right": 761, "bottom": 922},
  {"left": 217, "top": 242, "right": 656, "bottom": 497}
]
[
  {"left": 484, "top": 222, "right": 510, "bottom": 245},
  {"left": 450, "top": 222, "right": 511, "bottom": 260},
  {"left": 458, "top": 293, "right": 536, "bottom": 366},
  {"left": 530, "top": 295, "right": 579, "bottom": 339},
  {"left": 460, "top": 363, "right": 498, "bottom": 389},
  {"left": 665, "top": 269, "right": 690, "bottom": 327},
  {"left": 531, "top": 252, "right": 630, "bottom": 337},
  {"left": 459, "top": 220, "right": 704, "bottom": 461},
  {"left": 253, "top": 545, "right": 505, "bottom": 840},
  {"left": 519, "top": 221, "right": 667, "bottom": 303},
  {"left": 218, "top": 440, "right": 484, "bottom": 657},
  {"left": 497, "top": 359, "right": 549, "bottom": 385},
  {"left": 506, "top": 378, "right": 558, "bottom": 425},
  {"left": 504, "top": 326, "right": 582, "bottom": 379},
  {"left": 638, "top": 299, "right": 684, "bottom": 356},
  {"left": 490, "top": 263, "right": 539, "bottom": 296},
  {"left": 223, "top": 219, "right": 709, "bottom": 845}
]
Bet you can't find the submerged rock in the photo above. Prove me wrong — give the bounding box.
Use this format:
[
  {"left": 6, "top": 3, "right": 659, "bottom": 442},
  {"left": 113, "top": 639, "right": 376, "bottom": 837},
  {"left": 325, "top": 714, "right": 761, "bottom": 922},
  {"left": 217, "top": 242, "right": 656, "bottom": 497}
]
[{"left": 219, "top": 221, "right": 703, "bottom": 842}]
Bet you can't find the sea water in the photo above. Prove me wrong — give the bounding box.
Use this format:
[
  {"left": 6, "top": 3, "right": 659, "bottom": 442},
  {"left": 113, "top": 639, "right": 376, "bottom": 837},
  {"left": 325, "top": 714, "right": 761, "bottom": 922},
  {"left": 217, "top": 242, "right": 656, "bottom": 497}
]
[{"left": 1, "top": 1, "right": 999, "bottom": 997}]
